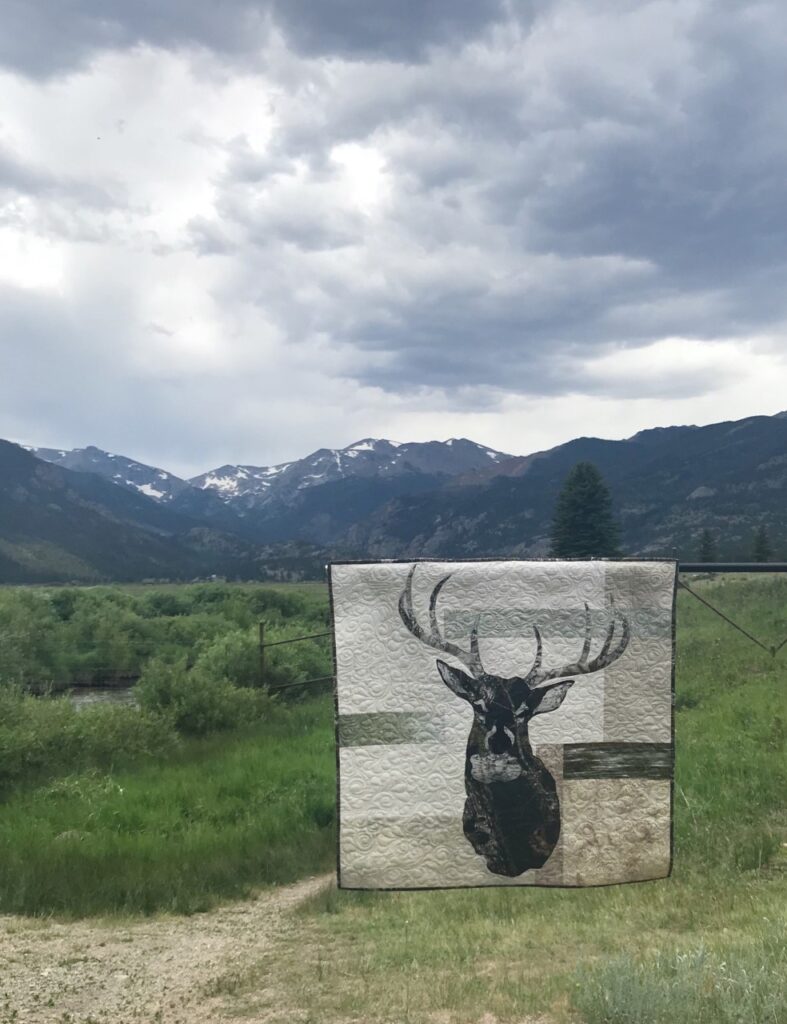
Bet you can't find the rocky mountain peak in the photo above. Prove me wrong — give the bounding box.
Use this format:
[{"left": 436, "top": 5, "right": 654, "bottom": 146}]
[{"left": 190, "top": 437, "right": 512, "bottom": 510}]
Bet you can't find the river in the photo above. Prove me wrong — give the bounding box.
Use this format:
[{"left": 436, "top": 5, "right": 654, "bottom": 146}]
[{"left": 68, "top": 685, "right": 138, "bottom": 711}]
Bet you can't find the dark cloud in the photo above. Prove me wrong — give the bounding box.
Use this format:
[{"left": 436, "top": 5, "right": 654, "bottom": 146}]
[
  {"left": 268, "top": 0, "right": 507, "bottom": 62},
  {"left": 0, "top": 0, "right": 508, "bottom": 78},
  {"left": 0, "top": 0, "right": 269, "bottom": 77},
  {"left": 485, "top": 6, "right": 787, "bottom": 293},
  {"left": 189, "top": 0, "right": 787, "bottom": 395}
]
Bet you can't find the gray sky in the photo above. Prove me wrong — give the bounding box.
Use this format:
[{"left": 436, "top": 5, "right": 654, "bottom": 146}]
[{"left": 1, "top": 0, "right": 786, "bottom": 477}]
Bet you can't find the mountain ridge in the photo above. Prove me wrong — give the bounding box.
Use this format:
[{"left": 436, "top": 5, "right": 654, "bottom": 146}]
[
  {"left": 6, "top": 410, "right": 786, "bottom": 582},
  {"left": 342, "top": 413, "right": 787, "bottom": 560},
  {"left": 0, "top": 442, "right": 317, "bottom": 584},
  {"left": 188, "top": 437, "right": 510, "bottom": 510},
  {"left": 30, "top": 437, "right": 512, "bottom": 514}
]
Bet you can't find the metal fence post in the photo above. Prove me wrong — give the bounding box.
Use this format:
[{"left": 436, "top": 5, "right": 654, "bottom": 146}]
[{"left": 259, "top": 621, "right": 265, "bottom": 688}]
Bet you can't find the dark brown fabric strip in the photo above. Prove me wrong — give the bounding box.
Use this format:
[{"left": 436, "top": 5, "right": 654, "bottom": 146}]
[{"left": 563, "top": 742, "right": 672, "bottom": 779}]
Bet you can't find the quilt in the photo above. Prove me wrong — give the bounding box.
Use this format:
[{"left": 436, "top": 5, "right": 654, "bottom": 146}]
[{"left": 329, "top": 559, "right": 676, "bottom": 890}]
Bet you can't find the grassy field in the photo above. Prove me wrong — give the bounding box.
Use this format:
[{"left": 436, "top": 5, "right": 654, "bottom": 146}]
[
  {"left": 116, "top": 580, "right": 329, "bottom": 598},
  {"left": 0, "top": 697, "right": 335, "bottom": 916},
  {"left": 0, "top": 574, "right": 784, "bottom": 1023}
]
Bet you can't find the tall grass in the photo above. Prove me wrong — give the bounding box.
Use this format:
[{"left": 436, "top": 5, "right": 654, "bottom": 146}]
[
  {"left": 572, "top": 924, "right": 786, "bottom": 1024},
  {"left": 0, "top": 581, "right": 336, "bottom": 916},
  {"left": 0, "top": 687, "right": 178, "bottom": 792},
  {"left": 0, "top": 581, "right": 332, "bottom": 788},
  {"left": 0, "top": 697, "right": 335, "bottom": 915}
]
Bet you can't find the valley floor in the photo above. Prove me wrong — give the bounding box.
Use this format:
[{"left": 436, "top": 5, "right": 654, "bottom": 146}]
[{"left": 0, "top": 577, "right": 784, "bottom": 1023}]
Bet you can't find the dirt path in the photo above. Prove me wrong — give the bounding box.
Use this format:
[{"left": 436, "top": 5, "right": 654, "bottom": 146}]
[{"left": 0, "top": 874, "right": 332, "bottom": 1024}]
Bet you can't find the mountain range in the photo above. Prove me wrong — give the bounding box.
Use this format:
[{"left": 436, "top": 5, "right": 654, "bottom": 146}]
[
  {"left": 30, "top": 437, "right": 507, "bottom": 510},
  {"left": 2, "top": 411, "right": 784, "bottom": 582}
]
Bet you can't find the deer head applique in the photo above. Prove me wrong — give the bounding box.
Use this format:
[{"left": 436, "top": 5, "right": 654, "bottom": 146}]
[{"left": 398, "top": 564, "right": 630, "bottom": 877}]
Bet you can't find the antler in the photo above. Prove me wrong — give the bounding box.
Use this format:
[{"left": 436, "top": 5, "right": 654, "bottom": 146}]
[
  {"left": 523, "top": 601, "right": 630, "bottom": 688},
  {"left": 398, "top": 564, "right": 485, "bottom": 676}
]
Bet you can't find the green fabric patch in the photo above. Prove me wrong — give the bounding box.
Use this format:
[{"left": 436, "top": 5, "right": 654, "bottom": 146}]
[{"left": 338, "top": 712, "right": 443, "bottom": 747}]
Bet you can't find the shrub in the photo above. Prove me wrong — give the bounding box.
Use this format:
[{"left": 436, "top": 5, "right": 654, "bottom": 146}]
[
  {"left": 0, "top": 582, "right": 331, "bottom": 692},
  {"left": 71, "top": 701, "right": 177, "bottom": 765},
  {"left": 136, "top": 655, "right": 271, "bottom": 736},
  {"left": 265, "top": 635, "right": 331, "bottom": 691},
  {"left": 0, "top": 590, "right": 66, "bottom": 688},
  {"left": 0, "top": 687, "right": 177, "bottom": 789},
  {"left": 194, "top": 630, "right": 260, "bottom": 688}
]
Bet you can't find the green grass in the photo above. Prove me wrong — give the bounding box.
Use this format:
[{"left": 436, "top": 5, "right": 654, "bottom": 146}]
[
  {"left": 0, "top": 697, "right": 335, "bottom": 916},
  {"left": 0, "top": 688, "right": 179, "bottom": 792},
  {"left": 0, "top": 579, "right": 336, "bottom": 917},
  {"left": 572, "top": 924, "right": 786, "bottom": 1024},
  {"left": 0, "top": 574, "right": 784, "bottom": 1024}
]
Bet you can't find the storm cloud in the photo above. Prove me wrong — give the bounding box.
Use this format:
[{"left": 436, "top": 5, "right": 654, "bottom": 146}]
[{"left": 1, "top": 0, "right": 785, "bottom": 473}]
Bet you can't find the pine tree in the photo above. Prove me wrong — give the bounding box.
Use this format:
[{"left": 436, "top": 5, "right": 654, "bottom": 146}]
[
  {"left": 698, "top": 527, "right": 717, "bottom": 563},
  {"left": 550, "top": 462, "right": 621, "bottom": 558},
  {"left": 751, "top": 524, "right": 771, "bottom": 563}
]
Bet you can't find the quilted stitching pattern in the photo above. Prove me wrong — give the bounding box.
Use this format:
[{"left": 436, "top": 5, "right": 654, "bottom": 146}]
[{"left": 330, "top": 559, "right": 676, "bottom": 890}]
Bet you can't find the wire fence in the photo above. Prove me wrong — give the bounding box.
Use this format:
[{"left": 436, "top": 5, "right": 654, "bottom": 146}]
[
  {"left": 260, "top": 632, "right": 331, "bottom": 648},
  {"left": 10, "top": 565, "right": 782, "bottom": 695},
  {"left": 677, "top": 579, "right": 786, "bottom": 657},
  {"left": 260, "top": 562, "right": 787, "bottom": 692},
  {"left": 677, "top": 562, "right": 786, "bottom": 659}
]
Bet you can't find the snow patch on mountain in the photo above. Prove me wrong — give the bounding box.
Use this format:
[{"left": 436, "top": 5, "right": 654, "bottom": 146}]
[
  {"left": 199, "top": 473, "right": 243, "bottom": 495},
  {"left": 30, "top": 437, "right": 513, "bottom": 516},
  {"left": 191, "top": 437, "right": 513, "bottom": 510},
  {"left": 136, "top": 482, "right": 167, "bottom": 500},
  {"left": 29, "top": 445, "right": 191, "bottom": 505}
]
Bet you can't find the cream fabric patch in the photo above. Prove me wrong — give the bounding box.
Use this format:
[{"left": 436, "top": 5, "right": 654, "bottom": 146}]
[{"left": 330, "top": 559, "right": 676, "bottom": 890}]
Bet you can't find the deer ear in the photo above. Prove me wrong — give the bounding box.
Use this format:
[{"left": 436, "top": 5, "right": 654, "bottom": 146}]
[
  {"left": 436, "top": 660, "right": 476, "bottom": 701},
  {"left": 530, "top": 680, "right": 574, "bottom": 717}
]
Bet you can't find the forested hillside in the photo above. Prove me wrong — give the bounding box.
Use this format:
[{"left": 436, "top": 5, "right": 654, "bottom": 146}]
[
  {"left": 345, "top": 413, "right": 787, "bottom": 559},
  {"left": 0, "top": 442, "right": 322, "bottom": 583}
]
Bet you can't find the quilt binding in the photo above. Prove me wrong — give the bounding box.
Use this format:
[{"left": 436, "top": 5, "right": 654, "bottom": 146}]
[{"left": 327, "top": 557, "right": 678, "bottom": 892}]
